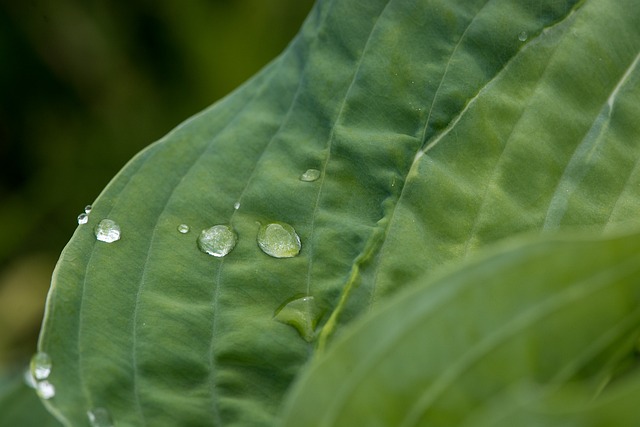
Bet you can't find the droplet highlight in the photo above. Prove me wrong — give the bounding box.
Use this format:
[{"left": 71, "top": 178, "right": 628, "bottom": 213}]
[
  {"left": 88, "top": 407, "right": 114, "bottom": 427},
  {"left": 275, "top": 296, "right": 320, "bottom": 342},
  {"left": 300, "top": 168, "right": 320, "bottom": 182},
  {"left": 30, "top": 352, "right": 52, "bottom": 380},
  {"left": 78, "top": 213, "right": 89, "bottom": 225},
  {"left": 177, "top": 224, "right": 190, "bottom": 234},
  {"left": 95, "top": 219, "right": 121, "bottom": 243},
  {"left": 197, "top": 225, "right": 237, "bottom": 257},
  {"left": 36, "top": 380, "right": 55, "bottom": 400},
  {"left": 257, "top": 222, "right": 301, "bottom": 258},
  {"left": 518, "top": 31, "right": 528, "bottom": 42},
  {"left": 233, "top": 201, "right": 241, "bottom": 210},
  {"left": 84, "top": 205, "right": 93, "bottom": 214}
]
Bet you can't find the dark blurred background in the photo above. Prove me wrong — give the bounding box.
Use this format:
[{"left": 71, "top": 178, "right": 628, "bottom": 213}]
[{"left": 0, "top": 0, "right": 313, "bottom": 377}]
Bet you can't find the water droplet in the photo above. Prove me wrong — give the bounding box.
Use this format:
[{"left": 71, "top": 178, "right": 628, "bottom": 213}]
[
  {"left": 257, "top": 222, "right": 301, "bottom": 258},
  {"left": 177, "top": 224, "right": 190, "bottom": 234},
  {"left": 77, "top": 213, "right": 89, "bottom": 225},
  {"left": 197, "top": 225, "right": 237, "bottom": 257},
  {"left": 300, "top": 168, "right": 320, "bottom": 182},
  {"left": 94, "top": 219, "right": 121, "bottom": 243},
  {"left": 275, "top": 296, "right": 320, "bottom": 342},
  {"left": 36, "top": 380, "right": 55, "bottom": 399},
  {"left": 233, "top": 201, "right": 241, "bottom": 210},
  {"left": 30, "top": 352, "right": 52, "bottom": 380},
  {"left": 518, "top": 31, "right": 528, "bottom": 42},
  {"left": 85, "top": 205, "right": 93, "bottom": 214},
  {"left": 88, "top": 407, "right": 114, "bottom": 427},
  {"left": 23, "top": 368, "right": 37, "bottom": 389}
]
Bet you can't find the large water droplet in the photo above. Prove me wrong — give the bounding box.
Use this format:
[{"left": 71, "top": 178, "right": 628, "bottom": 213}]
[
  {"left": 518, "top": 31, "right": 528, "bottom": 42},
  {"left": 85, "top": 205, "right": 93, "bottom": 214},
  {"left": 36, "top": 380, "right": 55, "bottom": 399},
  {"left": 30, "top": 352, "right": 52, "bottom": 380},
  {"left": 300, "top": 168, "right": 320, "bottom": 182},
  {"left": 275, "top": 296, "right": 320, "bottom": 342},
  {"left": 94, "top": 219, "right": 121, "bottom": 243},
  {"left": 77, "top": 213, "right": 89, "bottom": 225},
  {"left": 177, "top": 224, "right": 190, "bottom": 234},
  {"left": 88, "top": 407, "right": 114, "bottom": 427},
  {"left": 257, "top": 222, "right": 301, "bottom": 258},
  {"left": 197, "top": 225, "right": 237, "bottom": 257}
]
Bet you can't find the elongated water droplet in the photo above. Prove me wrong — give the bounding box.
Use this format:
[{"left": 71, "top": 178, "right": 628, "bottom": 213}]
[
  {"left": 300, "top": 168, "right": 320, "bottom": 182},
  {"left": 257, "top": 222, "right": 301, "bottom": 258},
  {"left": 84, "top": 205, "right": 93, "bottom": 214},
  {"left": 518, "top": 31, "right": 528, "bottom": 42},
  {"left": 94, "top": 219, "right": 121, "bottom": 243},
  {"left": 197, "top": 225, "right": 237, "bottom": 257},
  {"left": 30, "top": 352, "right": 52, "bottom": 380},
  {"left": 88, "top": 407, "right": 114, "bottom": 427},
  {"left": 36, "top": 380, "right": 55, "bottom": 399},
  {"left": 233, "top": 201, "right": 241, "bottom": 210},
  {"left": 275, "top": 296, "right": 320, "bottom": 342},
  {"left": 77, "top": 213, "right": 89, "bottom": 225},
  {"left": 177, "top": 224, "right": 190, "bottom": 234}
]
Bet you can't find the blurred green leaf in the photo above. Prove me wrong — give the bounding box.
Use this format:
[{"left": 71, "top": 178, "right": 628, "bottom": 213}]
[
  {"left": 0, "top": 371, "right": 62, "bottom": 427},
  {"left": 35, "top": 0, "right": 640, "bottom": 425},
  {"left": 281, "top": 231, "right": 640, "bottom": 426}
]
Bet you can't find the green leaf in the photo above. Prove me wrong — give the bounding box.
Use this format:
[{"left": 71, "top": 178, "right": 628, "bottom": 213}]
[
  {"left": 37, "top": 0, "right": 640, "bottom": 425},
  {"left": 281, "top": 231, "right": 640, "bottom": 426},
  {"left": 0, "top": 370, "right": 63, "bottom": 427}
]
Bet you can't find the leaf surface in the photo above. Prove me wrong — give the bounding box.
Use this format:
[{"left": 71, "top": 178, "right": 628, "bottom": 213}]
[
  {"left": 37, "top": 0, "right": 640, "bottom": 425},
  {"left": 0, "top": 371, "right": 63, "bottom": 427},
  {"left": 281, "top": 231, "right": 640, "bottom": 426}
]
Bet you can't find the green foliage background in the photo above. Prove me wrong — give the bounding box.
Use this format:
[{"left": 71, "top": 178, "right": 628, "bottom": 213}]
[{"left": 0, "top": 0, "right": 311, "bottom": 400}]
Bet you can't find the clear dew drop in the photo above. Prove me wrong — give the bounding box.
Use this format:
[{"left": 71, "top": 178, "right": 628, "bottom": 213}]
[
  {"left": 88, "top": 407, "right": 114, "bottom": 427},
  {"left": 94, "top": 219, "right": 121, "bottom": 243},
  {"left": 233, "top": 201, "right": 241, "bottom": 210},
  {"left": 177, "top": 224, "right": 190, "bottom": 234},
  {"left": 197, "top": 225, "right": 237, "bottom": 257},
  {"left": 84, "top": 204, "right": 93, "bottom": 214},
  {"left": 36, "top": 380, "right": 55, "bottom": 400},
  {"left": 77, "top": 213, "right": 89, "bottom": 225},
  {"left": 518, "top": 31, "right": 528, "bottom": 42},
  {"left": 274, "top": 296, "right": 320, "bottom": 342},
  {"left": 300, "top": 168, "right": 321, "bottom": 182},
  {"left": 257, "top": 222, "right": 301, "bottom": 258},
  {"left": 30, "top": 352, "right": 52, "bottom": 381}
]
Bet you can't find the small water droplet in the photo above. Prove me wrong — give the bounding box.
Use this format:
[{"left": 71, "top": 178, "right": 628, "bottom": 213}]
[
  {"left": 36, "top": 380, "right": 55, "bottom": 399},
  {"left": 23, "top": 368, "right": 37, "bottom": 389},
  {"left": 197, "top": 225, "right": 237, "bottom": 257},
  {"left": 78, "top": 213, "right": 89, "bottom": 225},
  {"left": 84, "top": 205, "right": 93, "bottom": 214},
  {"left": 257, "top": 222, "right": 301, "bottom": 258},
  {"left": 88, "top": 407, "right": 114, "bottom": 427},
  {"left": 518, "top": 31, "right": 528, "bottom": 42},
  {"left": 30, "top": 352, "right": 52, "bottom": 380},
  {"left": 233, "top": 201, "right": 241, "bottom": 210},
  {"left": 94, "top": 219, "right": 121, "bottom": 243},
  {"left": 300, "top": 169, "right": 321, "bottom": 182},
  {"left": 177, "top": 224, "right": 190, "bottom": 234},
  {"left": 275, "top": 296, "right": 320, "bottom": 342}
]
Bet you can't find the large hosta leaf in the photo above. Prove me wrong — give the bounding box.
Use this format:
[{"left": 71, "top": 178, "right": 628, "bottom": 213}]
[
  {"left": 38, "top": 0, "right": 640, "bottom": 425},
  {"left": 281, "top": 231, "right": 640, "bottom": 426}
]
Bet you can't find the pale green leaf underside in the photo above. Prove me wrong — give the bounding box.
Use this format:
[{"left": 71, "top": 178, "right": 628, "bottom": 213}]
[
  {"left": 281, "top": 231, "right": 640, "bottom": 426},
  {"left": 38, "top": 0, "right": 640, "bottom": 425}
]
